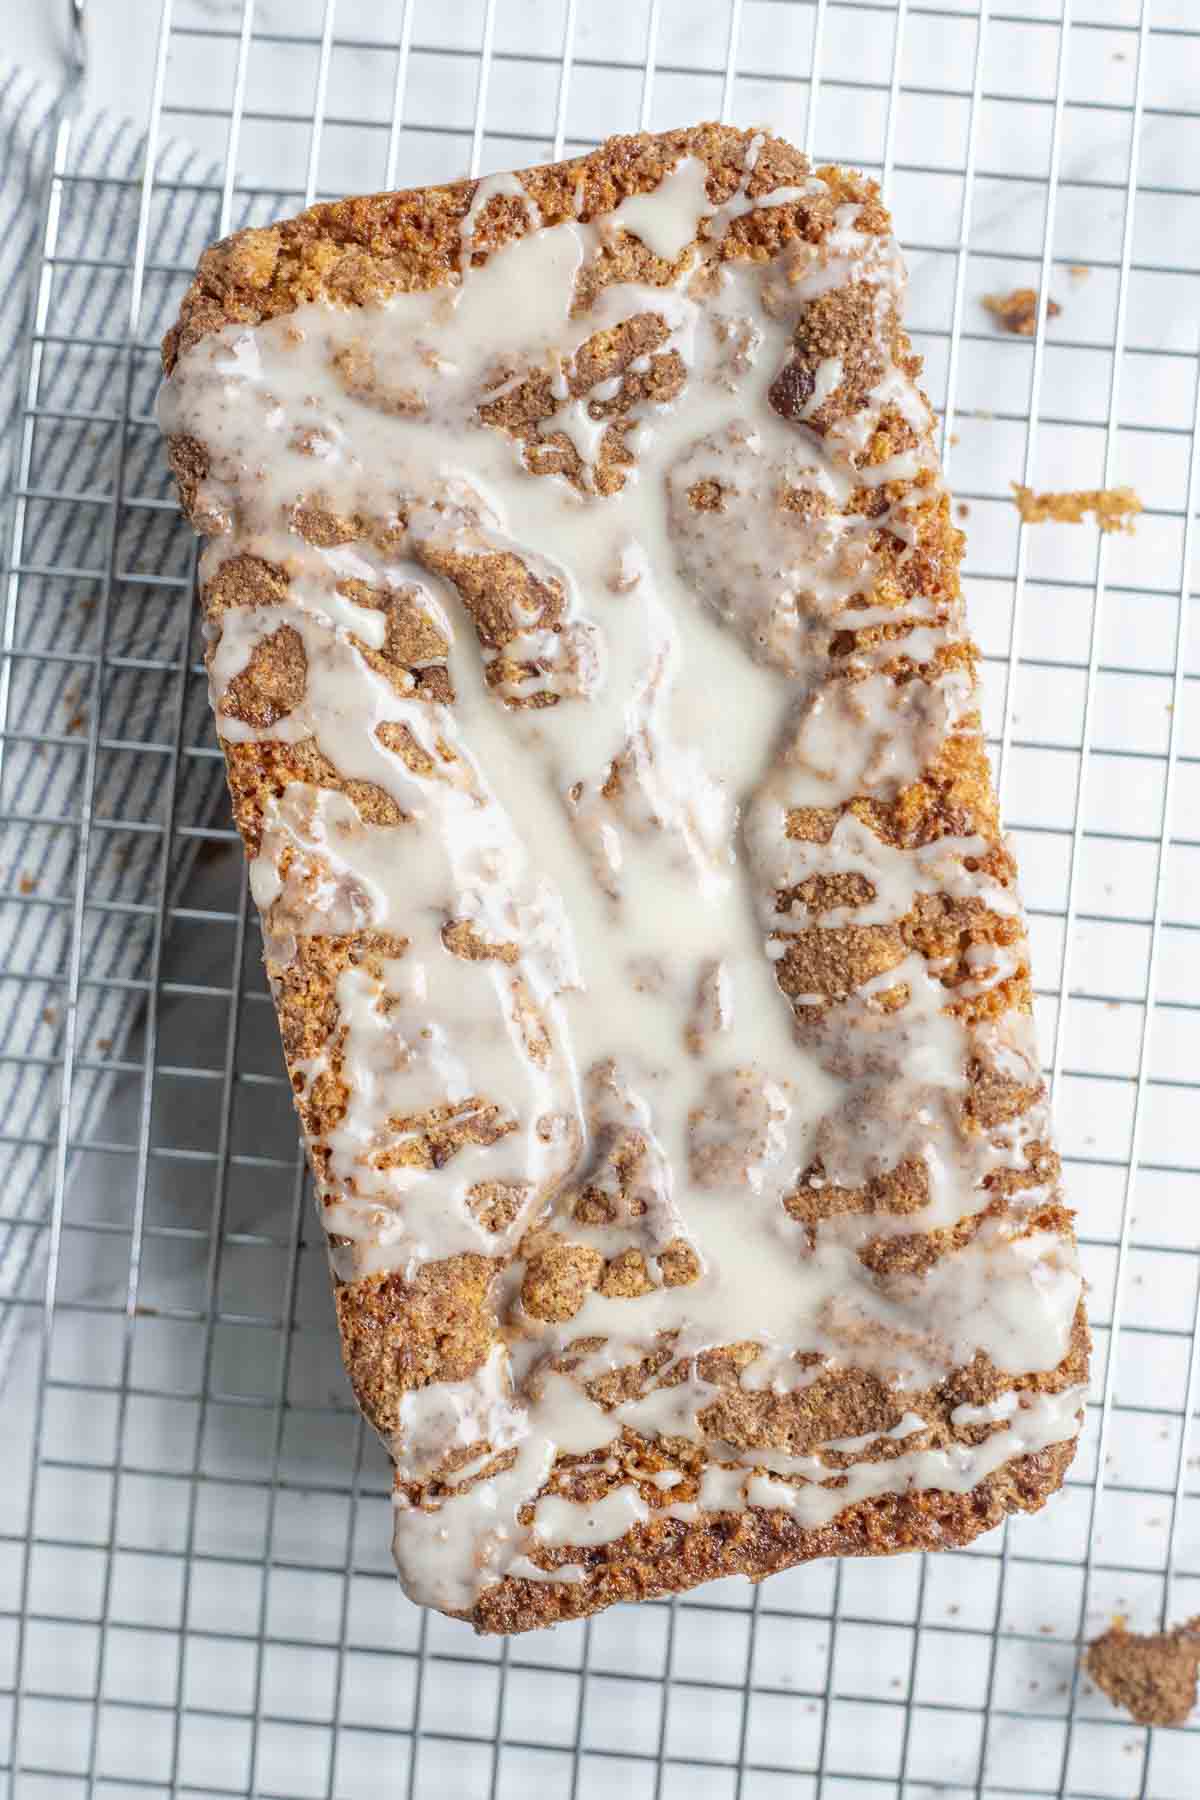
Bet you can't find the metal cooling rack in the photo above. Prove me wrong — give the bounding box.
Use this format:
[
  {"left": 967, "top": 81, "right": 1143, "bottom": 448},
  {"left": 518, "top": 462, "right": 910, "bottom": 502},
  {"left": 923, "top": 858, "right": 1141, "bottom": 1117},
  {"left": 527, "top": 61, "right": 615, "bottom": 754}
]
[{"left": 3, "top": 0, "right": 1199, "bottom": 1795}]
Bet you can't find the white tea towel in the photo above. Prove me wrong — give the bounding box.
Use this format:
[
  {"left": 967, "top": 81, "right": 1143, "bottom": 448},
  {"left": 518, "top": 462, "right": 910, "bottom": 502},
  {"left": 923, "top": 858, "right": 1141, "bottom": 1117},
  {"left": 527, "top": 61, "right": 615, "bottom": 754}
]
[{"left": 0, "top": 61, "right": 286, "bottom": 1383}]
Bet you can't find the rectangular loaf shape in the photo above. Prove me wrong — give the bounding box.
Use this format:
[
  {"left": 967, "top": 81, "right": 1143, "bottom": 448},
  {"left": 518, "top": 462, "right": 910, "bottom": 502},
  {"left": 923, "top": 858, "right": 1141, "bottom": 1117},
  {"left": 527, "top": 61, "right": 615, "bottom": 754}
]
[{"left": 160, "top": 125, "right": 1088, "bottom": 1635}]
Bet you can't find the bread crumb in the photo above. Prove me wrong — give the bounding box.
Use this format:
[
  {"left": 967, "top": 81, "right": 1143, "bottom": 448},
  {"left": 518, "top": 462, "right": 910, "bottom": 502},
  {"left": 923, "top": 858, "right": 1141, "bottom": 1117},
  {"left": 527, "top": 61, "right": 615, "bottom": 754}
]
[
  {"left": 956, "top": 502, "right": 970, "bottom": 520},
  {"left": 983, "top": 288, "right": 1061, "bottom": 336},
  {"left": 42, "top": 1006, "right": 57, "bottom": 1026},
  {"left": 1086, "top": 1617, "right": 1200, "bottom": 1726},
  {"left": 948, "top": 432, "right": 960, "bottom": 446},
  {"left": 1068, "top": 264, "right": 1090, "bottom": 281},
  {"left": 18, "top": 874, "right": 39, "bottom": 895},
  {"left": 95, "top": 1037, "right": 113, "bottom": 1053},
  {"left": 1012, "top": 483, "right": 1141, "bottom": 534}
]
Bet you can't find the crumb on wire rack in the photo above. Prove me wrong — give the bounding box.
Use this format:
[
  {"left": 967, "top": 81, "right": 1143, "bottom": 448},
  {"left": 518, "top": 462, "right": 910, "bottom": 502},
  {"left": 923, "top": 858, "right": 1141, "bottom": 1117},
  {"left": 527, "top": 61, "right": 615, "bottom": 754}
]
[
  {"left": 982, "top": 288, "right": 1061, "bottom": 335},
  {"left": 1085, "top": 1617, "right": 1200, "bottom": 1726},
  {"left": 1012, "top": 483, "right": 1142, "bottom": 534}
]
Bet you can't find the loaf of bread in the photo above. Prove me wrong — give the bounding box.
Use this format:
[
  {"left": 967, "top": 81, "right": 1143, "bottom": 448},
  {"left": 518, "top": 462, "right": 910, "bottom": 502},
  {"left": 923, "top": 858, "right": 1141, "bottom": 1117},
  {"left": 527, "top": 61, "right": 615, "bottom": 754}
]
[{"left": 160, "top": 125, "right": 1089, "bottom": 1635}]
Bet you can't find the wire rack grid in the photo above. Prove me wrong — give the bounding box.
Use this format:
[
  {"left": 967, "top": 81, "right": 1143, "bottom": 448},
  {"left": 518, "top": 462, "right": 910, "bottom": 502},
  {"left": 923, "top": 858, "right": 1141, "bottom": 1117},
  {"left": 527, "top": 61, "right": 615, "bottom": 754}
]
[{"left": 2, "top": 0, "right": 1199, "bottom": 1795}]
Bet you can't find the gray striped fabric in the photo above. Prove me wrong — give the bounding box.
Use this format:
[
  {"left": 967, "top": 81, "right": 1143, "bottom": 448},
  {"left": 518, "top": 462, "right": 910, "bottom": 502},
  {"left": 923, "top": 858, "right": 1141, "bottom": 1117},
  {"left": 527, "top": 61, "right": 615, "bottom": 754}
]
[{"left": 0, "top": 64, "right": 288, "bottom": 1385}]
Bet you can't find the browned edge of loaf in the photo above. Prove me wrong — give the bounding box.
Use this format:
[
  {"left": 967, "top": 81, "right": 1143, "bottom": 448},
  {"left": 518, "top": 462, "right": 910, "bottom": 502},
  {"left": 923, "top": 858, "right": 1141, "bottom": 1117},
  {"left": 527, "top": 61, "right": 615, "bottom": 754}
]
[
  {"left": 467, "top": 1437, "right": 1078, "bottom": 1634},
  {"left": 162, "top": 123, "right": 1087, "bottom": 1635}
]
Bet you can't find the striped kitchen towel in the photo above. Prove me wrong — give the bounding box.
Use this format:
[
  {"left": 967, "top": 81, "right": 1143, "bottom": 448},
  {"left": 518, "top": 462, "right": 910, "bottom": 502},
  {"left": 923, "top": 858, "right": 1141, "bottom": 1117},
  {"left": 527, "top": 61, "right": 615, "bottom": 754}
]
[{"left": 0, "top": 61, "right": 288, "bottom": 1385}]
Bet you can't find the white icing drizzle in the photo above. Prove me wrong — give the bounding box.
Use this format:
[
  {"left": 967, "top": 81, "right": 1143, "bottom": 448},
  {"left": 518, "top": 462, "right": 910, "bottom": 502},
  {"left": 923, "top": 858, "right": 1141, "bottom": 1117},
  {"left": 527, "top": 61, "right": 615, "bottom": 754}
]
[
  {"left": 534, "top": 1485, "right": 651, "bottom": 1546},
  {"left": 674, "top": 1383, "right": 1089, "bottom": 1531},
  {"left": 160, "top": 145, "right": 1083, "bottom": 1617},
  {"left": 608, "top": 157, "right": 713, "bottom": 261},
  {"left": 824, "top": 1411, "right": 929, "bottom": 1455}
]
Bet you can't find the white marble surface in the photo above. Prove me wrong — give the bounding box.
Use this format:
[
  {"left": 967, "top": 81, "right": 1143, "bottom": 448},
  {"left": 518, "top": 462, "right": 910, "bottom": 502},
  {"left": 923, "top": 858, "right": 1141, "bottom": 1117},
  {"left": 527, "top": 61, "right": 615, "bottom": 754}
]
[{"left": 16, "top": 0, "right": 1200, "bottom": 187}]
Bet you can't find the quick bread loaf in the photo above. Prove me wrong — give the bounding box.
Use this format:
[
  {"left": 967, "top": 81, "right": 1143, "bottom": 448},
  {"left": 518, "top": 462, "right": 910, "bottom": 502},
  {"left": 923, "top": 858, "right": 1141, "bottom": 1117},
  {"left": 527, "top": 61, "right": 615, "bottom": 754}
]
[{"left": 159, "top": 125, "right": 1089, "bottom": 1635}]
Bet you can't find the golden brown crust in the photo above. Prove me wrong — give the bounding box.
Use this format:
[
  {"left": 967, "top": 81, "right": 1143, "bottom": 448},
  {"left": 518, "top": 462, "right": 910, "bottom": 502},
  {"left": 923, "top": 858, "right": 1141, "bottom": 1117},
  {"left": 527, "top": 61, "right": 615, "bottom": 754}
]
[
  {"left": 463, "top": 1439, "right": 1077, "bottom": 1635},
  {"left": 335, "top": 1257, "right": 499, "bottom": 1439},
  {"left": 162, "top": 126, "right": 882, "bottom": 375},
  {"left": 164, "top": 123, "right": 1086, "bottom": 1635}
]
